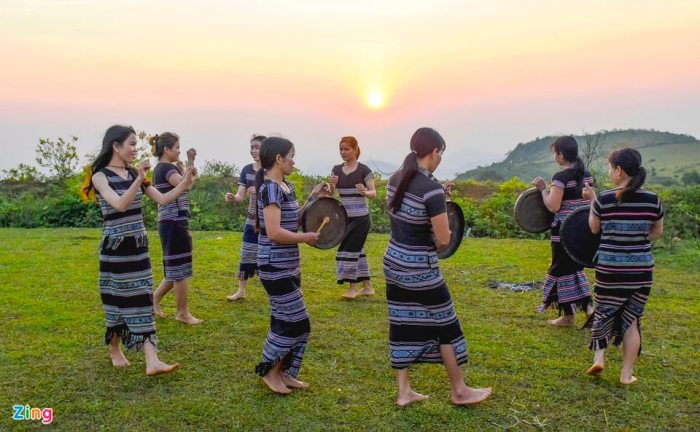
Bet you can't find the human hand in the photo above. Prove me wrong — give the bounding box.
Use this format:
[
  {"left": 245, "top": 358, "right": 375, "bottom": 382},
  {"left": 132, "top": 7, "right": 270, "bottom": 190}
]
[
  {"left": 442, "top": 181, "right": 454, "bottom": 196},
  {"left": 532, "top": 177, "right": 546, "bottom": 191},
  {"left": 328, "top": 175, "right": 338, "bottom": 188},
  {"left": 583, "top": 182, "right": 596, "bottom": 201},
  {"left": 186, "top": 148, "right": 197, "bottom": 166},
  {"left": 183, "top": 166, "right": 197, "bottom": 190},
  {"left": 137, "top": 159, "right": 151, "bottom": 180},
  {"left": 304, "top": 231, "right": 320, "bottom": 247},
  {"left": 311, "top": 182, "right": 330, "bottom": 197}
]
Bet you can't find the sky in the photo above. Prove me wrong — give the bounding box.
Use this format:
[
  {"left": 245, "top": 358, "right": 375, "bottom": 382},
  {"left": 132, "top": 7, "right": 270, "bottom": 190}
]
[{"left": 1, "top": 0, "right": 699, "bottom": 178}]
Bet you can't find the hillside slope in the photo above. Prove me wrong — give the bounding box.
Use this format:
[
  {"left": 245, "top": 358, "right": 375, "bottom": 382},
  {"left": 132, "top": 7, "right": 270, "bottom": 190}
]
[{"left": 456, "top": 130, "right": 700, "bottom": 184}]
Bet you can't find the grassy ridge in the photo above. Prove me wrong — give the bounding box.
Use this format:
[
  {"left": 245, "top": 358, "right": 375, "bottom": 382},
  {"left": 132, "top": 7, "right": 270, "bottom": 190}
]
[
  {"left": 1, "top": 229, "right": 698, "bottom": 431},
  {"left": 457, "top": 130, "right": 700, "bottom": 183}
]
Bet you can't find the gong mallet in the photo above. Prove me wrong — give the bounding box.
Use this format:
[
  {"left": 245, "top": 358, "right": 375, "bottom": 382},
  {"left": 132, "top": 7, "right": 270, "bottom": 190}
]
[{"left": 316, "top": 216, "right": 330, "bottom": 233}]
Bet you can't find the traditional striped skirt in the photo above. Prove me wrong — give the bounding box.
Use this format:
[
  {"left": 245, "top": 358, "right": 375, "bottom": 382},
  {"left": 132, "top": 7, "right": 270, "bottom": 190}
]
[
  {"left": 99, "top": 234, "right": 157, "bottom": 352},
  {"left": 158, "top": 220, "right": 193, "bottom": 282},
  {"left": 589, "top": 286, "right": 650, "bottom": 351},
  {"left": 238, "top": 223, "right": 258, "bottom": 280},
  {"left": 541, "top": 241, "right": 592, "bottom": 315},
  {"left": 386, "top": 281, "right": 468, "bottom": 369},
  {"left": 254, "top": 266, "right": 310, "bottom": 379},
  {"left": 335, "top": 214, "right": 371, "bottom": 284}
]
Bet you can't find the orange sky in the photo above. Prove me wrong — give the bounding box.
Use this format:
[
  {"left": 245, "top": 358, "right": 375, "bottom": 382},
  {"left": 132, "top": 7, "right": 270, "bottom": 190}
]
[{"left": 1, "top": 0, "right": 699, "bottom": 177}]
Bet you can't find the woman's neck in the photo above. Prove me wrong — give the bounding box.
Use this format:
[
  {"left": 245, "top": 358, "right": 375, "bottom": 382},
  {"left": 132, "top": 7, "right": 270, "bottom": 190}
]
[
  {"left": 614, "top": 177, "right": 631, "bottom": 189},
  {"left": 560, "top": 161, "right": 575, "bottom": 169},
  {"left": 344, "top": 159, "right": 358, "bottom": 167},
  {"left": 253, "top": 161, "right": 262, "bottom": 170},
  {"left": 266, "top": 167, "right": 284, "bottom": 184},
  {"left": 417, "top": 157, "right": 433, "bottom": 174},
  {"left": 107, "top": 156, "right": 126, "bottom": 169}
]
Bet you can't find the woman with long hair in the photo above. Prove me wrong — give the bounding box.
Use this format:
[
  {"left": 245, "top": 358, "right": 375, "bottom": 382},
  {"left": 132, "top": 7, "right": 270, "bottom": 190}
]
[
  {"left": 327, "top": 136, "right": 377, "bottom": 299},
  {"left": 82, "top": 125, "right": 195, "bottom": 376},
  {"left": 225, "top": 134, "right": 266, "bottom": 301},
  {"left": 384, "top": 127, "right": 492, "bottom": 406},
  {"left": 253, "top": 137, "right": 327, "bottom": 394},
  {"left": 584, "top": 148, "right": 664, "bottom": 384},
  {"left": 150, "top": 132, "right": 201, "bottom": 324},
  {"left": 532, "top": 136, "right": 595, "bottom": 326}
]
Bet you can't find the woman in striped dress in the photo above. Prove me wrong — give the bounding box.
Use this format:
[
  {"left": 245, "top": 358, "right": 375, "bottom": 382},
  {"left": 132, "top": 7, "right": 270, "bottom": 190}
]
[
  {"left": 151, "top": 132, "right": 201, "bottom": 324},
  {"left": 532, "top": 136, "right": 594, "bottom": 326},
  {"left": 584, "top": 148, "right": 664, "bottom": 384},
  {"left": 384, "top": 127, "right": 491, "bottom": 407},
  {"left": 82, "top": 125, "right": 195, "bottom": 375},
  {"left": 328, "top": 136, "right": 377, "bottom": 300},
  {"left": 226, "top": 134, "right": 265, "bottom": 301},
  {"left": 253, "top": 137, "right": 328, "bottom": 394}
]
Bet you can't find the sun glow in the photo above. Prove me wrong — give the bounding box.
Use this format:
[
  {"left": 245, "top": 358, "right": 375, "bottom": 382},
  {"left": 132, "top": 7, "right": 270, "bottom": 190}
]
[{"left": 366, "top": 91, "right": 385, "bottom": 109}]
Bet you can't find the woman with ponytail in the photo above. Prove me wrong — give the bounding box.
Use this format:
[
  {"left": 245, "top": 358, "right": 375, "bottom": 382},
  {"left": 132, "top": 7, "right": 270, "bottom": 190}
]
[
  {"left": 252, "top": 137, "right": 328, "bottom": 394},
  {"left": 384, "top": 127, "right": 491, "bottom": 407},
  {"left": 150, "top": 132, "right": 201, "bottom": 325},
  {"left": 532, "top": 136, "right": 595, "bottom": 326},
  {"left": 327, "top": 136, "right": 377, "bottom": 299},
  {"left": 583, "top": 148, "right": 664, "bottom": 384},
  {"left": 225, "top": 134, "right": 266, "bottom": 301},
  {"left": 82, "top": 124, "right": 196, "bottom": 376}
]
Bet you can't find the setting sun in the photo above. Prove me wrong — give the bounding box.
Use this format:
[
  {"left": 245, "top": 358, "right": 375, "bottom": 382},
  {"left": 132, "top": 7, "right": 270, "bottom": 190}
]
[{"left": 366, "top": 91, "right": 385, "bottom": 109}]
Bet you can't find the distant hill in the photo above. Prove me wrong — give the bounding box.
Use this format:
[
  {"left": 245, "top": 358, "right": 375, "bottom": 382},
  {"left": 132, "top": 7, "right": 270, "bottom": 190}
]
[
  {"left": 365, "top": 145, "right": 500, "bottom": 179},
  {"left": 456, "top": 129, "right": 700, "bottom": 185}
]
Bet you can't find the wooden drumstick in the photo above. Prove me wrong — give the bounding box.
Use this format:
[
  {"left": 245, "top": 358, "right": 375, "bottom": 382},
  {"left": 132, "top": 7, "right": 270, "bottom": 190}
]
[{"left": 316, "top": 216, "right": 330, "bottom": 233}]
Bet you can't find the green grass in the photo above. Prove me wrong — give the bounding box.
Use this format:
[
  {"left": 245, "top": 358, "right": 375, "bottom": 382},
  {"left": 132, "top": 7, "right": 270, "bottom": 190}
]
[
  {"left": 1, "top": 228, "right": 698, "bottom": 431},
  {"left": 639, "top": 142, "right": 700, "bottom": 177}
]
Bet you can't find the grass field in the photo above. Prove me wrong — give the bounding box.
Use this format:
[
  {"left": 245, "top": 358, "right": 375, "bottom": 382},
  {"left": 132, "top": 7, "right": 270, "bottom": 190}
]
[{"left": 1, "top": 229, "right": 698, "bottom": 431}]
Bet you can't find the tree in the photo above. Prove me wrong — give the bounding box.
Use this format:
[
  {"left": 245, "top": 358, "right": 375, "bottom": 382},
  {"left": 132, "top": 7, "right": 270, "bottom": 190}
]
[
  {"left": 1, "top": 163, "right": 45, "bottom": 182},
  {"left": 681, "top": 170, "right": 700, "bottom": 185},
  {"left": 580, "top": 131, "right": 604, "bottom": 172},
  {"left": 135, "top": 130, "right": 153, "bottom": 163},
  {"left": 35, "top": 136, "right": 79, "bottom": 179},
  {"left": 201, "top": 160, "right": 239, "bottom": 178}
]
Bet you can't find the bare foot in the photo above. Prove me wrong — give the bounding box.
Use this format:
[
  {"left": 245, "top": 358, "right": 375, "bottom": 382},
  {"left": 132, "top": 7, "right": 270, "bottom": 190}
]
[
  {"left": 620, "top": 374, "right": 638, "bottom": 385},
  {"left": 342, "top": 287, "right": 361, "bottom": 300},
  {"left": 227, "top": 291, "right": 245, "bottom": 301},
  {"left": 262, "top": 373, "right": 292, "bottom": 394},
  {"left": 451, "top": 387, "right": 492, "bottom": 406},
  {"left": 586, "top": 304, "right": 595, "bottom": 317},
  {"left": 146, "top": 361, "right": 180, "bottom": 376},
  {"left": 360, "top": 287, "right": 375, "bottom": 296},
  {"left": 109, "top": 350, "right": 131, "bottom": 368},
  {"left": 175, "top": 313, "right": 203, "bottom": 325},
  {"left": 153, "top": 303, "right": 166, "bottom": 318},
  {"left": 397, "top": 390, "right": 429, "bottom": 407},
  {"left": 548, "top": 316, "right": 575, "bottom": 327},
  {"left": 587, "top": 363, "right": 604, "bottom": 376},
  {"left": 282, "top": 376, "right": 309, "bottom": 389}
]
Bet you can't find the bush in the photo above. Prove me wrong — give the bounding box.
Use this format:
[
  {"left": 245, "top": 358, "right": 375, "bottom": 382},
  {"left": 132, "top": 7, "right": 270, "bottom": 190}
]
[
  {"left": 681, "top": 170, "right": 700, "bottom": 185},
  {"left": 656, "top": 185, "right": 700, "bottom": 249},
  {"left": 0, "top": 173, "right": 697, "bottom": 249},
  {"left": 459, "top": 178, "right": 544, "bottom": 239},
  {"left": 188, "top": 175, "right": 242, "bottom": 231}
]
